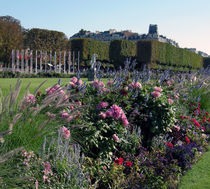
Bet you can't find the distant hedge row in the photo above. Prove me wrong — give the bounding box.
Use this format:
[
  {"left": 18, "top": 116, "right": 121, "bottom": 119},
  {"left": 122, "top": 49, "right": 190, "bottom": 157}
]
[
  {"left": 137, "top": 40, "right": 203, "bottom": 69},
  {"left": 203, "top": 57, "right": 210, "bottom": 68},
  {"left": 71, "top": 38, "right": 109, "bottom": 67},
  {"left": 109, "top": 39, "right": 136, "bottom": 67},
  {"left": 70, "top": 38, "right": 136, "bottom": 68}
]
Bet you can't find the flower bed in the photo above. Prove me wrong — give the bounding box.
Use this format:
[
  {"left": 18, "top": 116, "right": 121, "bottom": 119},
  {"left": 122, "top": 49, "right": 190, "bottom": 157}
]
[{"left": 0, "top": 64, "right": 209, "bottom": 188}]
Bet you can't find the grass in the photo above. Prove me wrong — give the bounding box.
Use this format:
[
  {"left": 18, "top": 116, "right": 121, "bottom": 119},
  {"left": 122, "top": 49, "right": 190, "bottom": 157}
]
[
  {"left": 178, "top": 145, "right": 210, "bottom": 189},
  {"left": 0, "top": 78, "right": 82, "bottom": 98}
]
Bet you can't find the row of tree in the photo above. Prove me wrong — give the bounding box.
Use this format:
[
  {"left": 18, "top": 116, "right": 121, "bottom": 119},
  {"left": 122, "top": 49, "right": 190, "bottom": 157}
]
[
  {"left": 0, "top": 16, "right": 70, "bottom": 65},
  {"left": 0, "top": 15, "right": 204, "bottom": 70}
]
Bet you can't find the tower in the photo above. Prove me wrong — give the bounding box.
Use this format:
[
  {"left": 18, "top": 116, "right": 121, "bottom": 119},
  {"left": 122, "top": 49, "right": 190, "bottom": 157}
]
[{"left": 148, "top": 24, "right": 158, "bottom": 35}]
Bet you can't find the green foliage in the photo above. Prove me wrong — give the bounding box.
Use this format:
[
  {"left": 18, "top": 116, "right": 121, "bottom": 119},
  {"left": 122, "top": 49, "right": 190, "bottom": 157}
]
[
  {"left": 0, "top": 16, "right": 23, "bottom": 64},
  {"left": 23, "top": 28, "right": 69, "bottom": 52},
  {"left": 129, "top": 84, "right": 176, "bottom": 149},
  {"left": 203, "top": 57, "right": 210, "bottom": 68},
  {"left": 137, "top": 40, "right": 203, "bottom": 70},
  {"left": 109, "top": 39, "right": 137, "bottom": 68},
  {"left": 70, "top": 38, "right": 110, "bottom": 66}
]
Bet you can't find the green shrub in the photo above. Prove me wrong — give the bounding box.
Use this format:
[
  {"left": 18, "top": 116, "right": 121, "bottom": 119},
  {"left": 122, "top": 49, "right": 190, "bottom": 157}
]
[
  {"left": 70, "top": 38, "right": 110, "bottom": 67},
  {"left": 109, "top": 39, "right": 137, "bottom": 68},
  {"left": 137, "top": 40, "right": 203, "bottom": 70},
  {"left": 203, "top": 57, "right": 210, "bottom": 68}
]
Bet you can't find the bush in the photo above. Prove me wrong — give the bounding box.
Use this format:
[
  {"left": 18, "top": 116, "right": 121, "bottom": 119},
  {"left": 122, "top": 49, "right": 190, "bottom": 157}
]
[
  {"left": 137, "top": 40, "right": 203, "bottom": 70},
  {"left": 109, "top": 39, "right": 137, "bottom": 68},
  {"left": 70, "top": 38, "right": 110, "bottom": 67}
]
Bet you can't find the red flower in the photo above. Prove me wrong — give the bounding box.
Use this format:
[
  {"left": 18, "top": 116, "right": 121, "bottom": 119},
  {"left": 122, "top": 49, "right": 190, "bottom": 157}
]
[
  {"left": 125, "top": 161, "right": 132, "bottom": 167},
  {"left": 191, "top": 118, "right": 201, "bottom": 128},
  {"left": 202, "top": 127, "right": 205, "bottom": 131},
  {"left": 205, "top": 112, "right": 209, "bottom": 116},
  {"left": 180, "top": 115, "right": 185, "bottom": 119},
  {"left": 207, "top": 119, "right": 210, "bottom": 122},
  {"left": 114, "top": 157, "right": 124, "bottom": 165},
  {"left": 185, "top": 136, "right": 190, "bottom": 144},
  {"left": 167, "top": 142, "right": 173, "bottom": 149}
]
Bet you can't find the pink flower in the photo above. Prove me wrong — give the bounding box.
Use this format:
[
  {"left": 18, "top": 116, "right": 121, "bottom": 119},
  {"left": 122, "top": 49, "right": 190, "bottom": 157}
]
[
  {"left": 135, "top": 82, "right": 142, "bottom": 89},
  {"left": 105, "top": 110, "right": 112, "bottom": 117},
  {"left": 154, "top": 86, "right": 163, "bottom": 92},
  {"left": 69, "top": 105, "right": 74, "bottom": 110},
  {"left": 23, "top": 158, "right": 29, "bottom": 165},
  {"left": 64, "top": 95, "right": 68, "bottom": 101},
  {"left": 107, "top": 80, "right": 114, "bottom": 86},
  {"left": 78, "top": 79, "right": 83, "bottom": 86},
  {"left": 100, "top": 87, "right": 110, "bottom": 93},
  {"left": 97, "top": 102, "right": 109, "bottom": 110},
  {"left": 174, "top": 94, "right": 179, "bottom": 99},
  {"left": 92, "top": 80, "right": 105, "bottom": 88},
  {"left": 24, "top": 94, "right": 36, "bottom": 104},
  {"left": 129, "top": 81, "right": 135, "bottom": 88},
  {"left": 122, "top": 118, "right": 129, "bottom": 127},
  {"left": 69, "top": 82, "right": 76, "bottom": 88},
  {"left": 43, "top": 175, "right": 50, "bottom": 183},
  {"left": 67, "top": 115, "right": 73, "bottom": 122},
  {"left": 168, "top": 98, "right": 173, "bottom": 104},
  {"left": 99, "top": 81, "right": 105, "bottom": 87},
  {"left": 61, "top": 126, "right": 70, "bottom": 139},
  {"left": 46, "top": 87, "right": 55, "bottom": 95},
  {"left": 59, "top": 89, "right": 65, "bottom": 95},
  {"left": 35, "top": 179, "right": 38, "bottom": 189},
  {"left": 151, "top": 91, "right": 161, "bottom": 98},
  {"left": 54, "top": 84, "right": 61, "bottom": 90},
  {"left": 75, "top": 100, "right": 82, "bottom": 106},
  {"left": 113, "top": 134, "right": 119, "bottom": 142},
  {"left": 166, "top": 81, "right": 171, "bottom": 86},
  {"left": 173, "top": 125, "right": 180, "bottom": 131},
  {"left": 71, "top": 77, "right": 78, "bottom": 84},
  {"left": 43, "top": 161, "right": 51, "bottom": 171},
  {"left": 99, "top": 112, "right": 106, "bottom": 119},
  {"left": 62, "top": 112, "right": 69, "bottom": 118}
]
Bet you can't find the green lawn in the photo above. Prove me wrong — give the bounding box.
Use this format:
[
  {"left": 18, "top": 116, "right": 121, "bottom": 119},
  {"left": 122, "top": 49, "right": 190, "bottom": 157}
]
[
  {"left": 178, "top": 145, "right": 210, "bottom": 189},
  {"left": 0, "top": 78, "right": 89, "bottom": 98}
]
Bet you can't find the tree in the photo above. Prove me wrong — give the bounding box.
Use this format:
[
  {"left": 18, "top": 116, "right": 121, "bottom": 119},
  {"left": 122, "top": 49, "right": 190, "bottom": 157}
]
[
  {"left": 23, "top": 28, "right": 69, "bottom": 52},
  {"left": 0, "top": 16, "right": 23, "bottom": 65}
]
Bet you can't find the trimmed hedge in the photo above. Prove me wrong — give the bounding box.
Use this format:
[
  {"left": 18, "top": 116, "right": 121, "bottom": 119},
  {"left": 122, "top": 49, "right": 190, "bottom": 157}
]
[
  {"left": 70, "top": 38, "right": 110, "bottom": 66},
  {"left": 203, "top": 57, "right": 210, "bottom": 68},
  {"left": 137, "top": 40, "right": 203, "bottom": 70},
  {"left": 109, "top": 39, "right": 137, "bottom": 68}
]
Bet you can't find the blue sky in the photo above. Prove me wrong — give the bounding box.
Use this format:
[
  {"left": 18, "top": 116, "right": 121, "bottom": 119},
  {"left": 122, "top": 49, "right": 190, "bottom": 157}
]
[{"left": 1, "top": 0, "right": 210, "bottom": 54}]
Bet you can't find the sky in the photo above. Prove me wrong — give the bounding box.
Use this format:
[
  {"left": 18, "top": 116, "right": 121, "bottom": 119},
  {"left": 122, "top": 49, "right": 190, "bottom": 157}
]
[{"left": 1, "top": 0, "right": 210, "bottom": 54}]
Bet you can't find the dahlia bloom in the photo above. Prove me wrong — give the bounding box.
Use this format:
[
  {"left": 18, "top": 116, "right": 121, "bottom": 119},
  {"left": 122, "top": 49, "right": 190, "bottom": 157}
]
[
  {"left": 97, "top": 102, "right": 109, "bottom": 110},
  {"left": 154, "top": 86, "right": 163, "bottom": 92},
  {"left": 71, "top": 77, "right": 78, "bottom": 84},
  {"left": 151, "top": 91, "right": 161, "bottom": 98},
  {"left": 168, "top": 98, "right": 174, "bottom": 104},
  {"left": 113, "top": 134, "right": 119, "bottom": 142},
  {"left": 24, "top": 94, "right": 36, "bottom": 104},
  {"left": 61, "top": 126, "right": 70, "bottom": 139}
]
